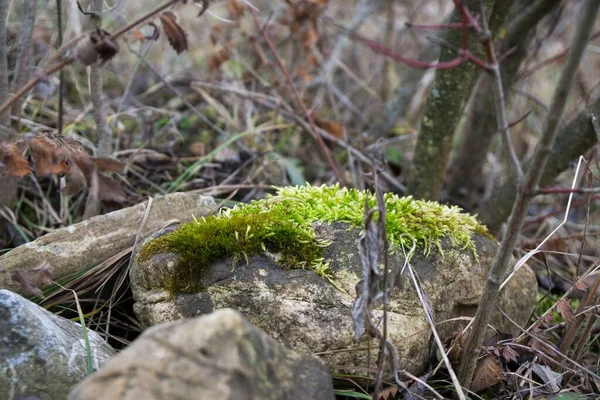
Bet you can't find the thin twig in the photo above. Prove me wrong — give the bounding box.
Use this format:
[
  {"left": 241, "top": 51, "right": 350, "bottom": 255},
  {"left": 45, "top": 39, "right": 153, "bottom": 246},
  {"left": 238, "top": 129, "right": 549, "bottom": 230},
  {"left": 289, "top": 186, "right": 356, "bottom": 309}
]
[
  {"left": 57, "top": 0, "right": 64, "bottom": 135},
  {"left": 471, "top": 0, "right": 523, "bottom": 180}
]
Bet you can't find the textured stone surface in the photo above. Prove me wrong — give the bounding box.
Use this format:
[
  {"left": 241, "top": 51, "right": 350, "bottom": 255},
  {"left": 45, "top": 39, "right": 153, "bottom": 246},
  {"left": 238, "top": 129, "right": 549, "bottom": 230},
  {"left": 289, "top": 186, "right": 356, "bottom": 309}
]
[
  {"left": 131, "top": 221, "right": 537, "bottom": 377},
  {"left": 0, "top": 192, "right": 215, "bottom": 296},
  {"left": 0, "top": 290, "right": 116, "bottom": 400},
  {"left": 69, "top": 309, "right": 334, "bottom": 400}
]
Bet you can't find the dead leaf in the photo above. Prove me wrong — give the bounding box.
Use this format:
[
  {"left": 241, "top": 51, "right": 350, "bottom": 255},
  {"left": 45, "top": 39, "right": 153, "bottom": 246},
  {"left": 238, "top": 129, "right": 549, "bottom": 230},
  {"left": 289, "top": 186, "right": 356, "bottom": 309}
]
[
  {"left": 90, "top": 156, "right": 126, "bottom": 174},
  {"left": 556, "top": 298, "right": 575, "bottom": 323},
  {"left": 377, "top": 385, "right": 400, "bottom": 400},
  {"left": 301, "top": 26, "right": 319, "bottom": 49},
  {"left": 531, "top": 363, "right": 563, "bottom": 393},
  {"left": 501, "top": 344, "right": 519, "bottom": 364},
  {"left": 529, "top": 330, "right": 557, "bottom": 357},
  {"left": 28, "top": 136, "right": 70, "bottom": 176},
  {"left": 92, "top": 29, "right": 120, "bottom": 64},
  {"left": 160, "top": 11, "right": 188, "bottom": 54},
  {"left": 75, "top": 28, "right": 119, "bottom": 65},
  {"left": 208, "top": 48, "right": 230, "bottom": 73},
  {"left": 574, "top": 279, "right": 589, "bottom": 291},
  {"left": 0, "top": 143, "right": 31, "bottom": 177},
  {"left": 227, "top": 0, "right": 245, "bottom": 19},
  {"left": 96, "top": 173, "right": 126, "bottom": 203},
  {"left": 313, "top": 115, "right": 344, "bottom": 139},
  {"left": 471, "top": 355, "right": 503, "bottom": 392}
]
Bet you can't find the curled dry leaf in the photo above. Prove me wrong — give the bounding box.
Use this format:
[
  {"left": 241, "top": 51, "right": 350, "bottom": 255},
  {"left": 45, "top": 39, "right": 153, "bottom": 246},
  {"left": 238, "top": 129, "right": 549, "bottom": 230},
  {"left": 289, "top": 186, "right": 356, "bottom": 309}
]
[
  {"left": 471, "top": 355, "right": 503, "bottom": 392},
  {"left": 160, "top": 11, "right": 188, "bottom": 54},
  {"left": 74, "top": 28, "right": 119, "bottom": 65},
  {"left": 0, "top": 143, "right": 31, "bottom": 177}
]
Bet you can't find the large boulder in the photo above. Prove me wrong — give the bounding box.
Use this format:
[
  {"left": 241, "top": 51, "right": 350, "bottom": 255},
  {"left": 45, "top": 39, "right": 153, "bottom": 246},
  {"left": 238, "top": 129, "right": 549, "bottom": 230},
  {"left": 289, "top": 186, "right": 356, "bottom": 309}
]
[
  {"left": 68, "top": 308, "right": 334, "bottom": 400},
  {"left": 129, "top": 185, "right": 537, "bottom": 377},
  {"left": 0, "top": 290, "right": 116, "bottom": 400}
]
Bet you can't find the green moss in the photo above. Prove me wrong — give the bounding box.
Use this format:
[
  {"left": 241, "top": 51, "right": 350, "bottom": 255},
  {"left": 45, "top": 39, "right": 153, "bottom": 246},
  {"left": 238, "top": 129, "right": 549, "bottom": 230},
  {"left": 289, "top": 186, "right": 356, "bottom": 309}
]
[{"left": 138, "top": 184, "right": 488, "bottom": 295}]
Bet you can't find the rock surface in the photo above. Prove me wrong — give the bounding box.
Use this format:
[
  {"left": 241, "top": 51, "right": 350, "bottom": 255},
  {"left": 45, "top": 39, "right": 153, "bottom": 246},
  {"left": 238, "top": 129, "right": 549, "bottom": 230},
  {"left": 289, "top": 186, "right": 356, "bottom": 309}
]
[
  {"left": 0, "top": 192, "right": 215, "bottom": 296},
  {"left": 131, "top": 221, "right": 538, "bottom": 377},
  {"left": 68, "top": 308, "right": 334, "bottom": 400},
  {"left": 0, "top": 290, "right": 116, "bottom": 400}
]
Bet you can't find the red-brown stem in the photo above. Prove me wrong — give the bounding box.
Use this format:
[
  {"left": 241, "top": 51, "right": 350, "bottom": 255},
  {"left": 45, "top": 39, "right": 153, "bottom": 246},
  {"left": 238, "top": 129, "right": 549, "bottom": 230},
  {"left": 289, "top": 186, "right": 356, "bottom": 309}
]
[
  {"left": 535, "top": 187, "right": 600, "bottom": 195},
  {"left": 248, "top": 6, "right": 345, "bottom": 184},
  {"left": 350, "top": 22, "right": 493, "bottom": 72},
  {"left": 508, "top": 110, "right": 531, "bottom": 128},
  {"left": 519, "top": 30, "right": 600, "bottom": 80},
  {"left": 523, "top": 195, "right": 600, "bottom": 227}
]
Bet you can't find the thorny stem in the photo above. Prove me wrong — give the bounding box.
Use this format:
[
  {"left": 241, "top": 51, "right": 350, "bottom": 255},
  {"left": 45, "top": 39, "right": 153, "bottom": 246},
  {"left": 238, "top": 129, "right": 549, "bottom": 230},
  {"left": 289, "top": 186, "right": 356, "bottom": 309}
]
[
  {"left": 457, "top": 0, "right": 600, "bottom": 390},
  {"left": 0, "top": 0, "right": 181, "bottom": 118},
  {"left": 247, "top": 6, "right": 345, "bottom": 184}
]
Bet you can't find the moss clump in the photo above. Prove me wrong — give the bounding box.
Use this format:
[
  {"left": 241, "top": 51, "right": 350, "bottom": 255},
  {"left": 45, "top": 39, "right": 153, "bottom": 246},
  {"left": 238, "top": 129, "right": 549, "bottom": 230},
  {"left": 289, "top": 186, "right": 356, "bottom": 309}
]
[{"left": 138, "top": 184, "right": 487, "bottom": 295}]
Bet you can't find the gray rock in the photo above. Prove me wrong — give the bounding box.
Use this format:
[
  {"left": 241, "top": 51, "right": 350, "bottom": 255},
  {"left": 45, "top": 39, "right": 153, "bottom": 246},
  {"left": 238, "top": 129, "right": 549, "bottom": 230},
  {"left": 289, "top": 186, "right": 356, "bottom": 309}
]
[
  {"left": 131, "top": 221, "right": 537, "bottom": 377},
  {"left": 68, "top": 308, "right": 334, "bottom": 400},
  {"left": 0, "top": 290, "right": 116, "bottom": 400}
]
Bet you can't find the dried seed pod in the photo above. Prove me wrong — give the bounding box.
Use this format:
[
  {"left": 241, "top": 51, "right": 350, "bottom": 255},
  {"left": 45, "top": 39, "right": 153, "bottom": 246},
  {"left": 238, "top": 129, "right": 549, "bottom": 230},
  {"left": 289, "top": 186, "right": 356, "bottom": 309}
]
[{"left": 74, "top": 28, "right": 119, "bottom": 66}]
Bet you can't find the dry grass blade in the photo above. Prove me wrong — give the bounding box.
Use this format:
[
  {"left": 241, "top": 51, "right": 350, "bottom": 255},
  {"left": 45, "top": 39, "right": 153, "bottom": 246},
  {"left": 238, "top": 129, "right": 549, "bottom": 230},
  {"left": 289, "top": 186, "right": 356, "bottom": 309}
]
[{"left": 159, "top": 11, "right": 188, "bottom": 54}]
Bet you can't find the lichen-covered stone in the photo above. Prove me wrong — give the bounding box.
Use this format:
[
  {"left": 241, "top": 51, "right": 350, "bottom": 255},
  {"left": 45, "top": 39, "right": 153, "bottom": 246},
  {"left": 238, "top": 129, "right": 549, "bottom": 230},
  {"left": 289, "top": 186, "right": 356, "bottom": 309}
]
[
  {"left": 0, "top": 290, "right": 116, "bottom": 400},
  {"left": 135, "top": 184, "right": 487, "bottom": 297},
  {"left": 68, "top": 309, "right": 334, "bottom": 400},
  {"left": 131, "top": 219, "right": 537, "bottom": 377}
]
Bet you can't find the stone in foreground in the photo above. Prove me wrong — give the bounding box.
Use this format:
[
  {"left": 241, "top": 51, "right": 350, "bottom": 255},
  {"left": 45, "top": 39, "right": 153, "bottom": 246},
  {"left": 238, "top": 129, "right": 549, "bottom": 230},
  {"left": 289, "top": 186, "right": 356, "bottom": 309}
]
[
  {"left": 0, "top": 290, "right": 116, "bottom": 400},
  {"left": 68, "top": 309, "right": 334, "bottom": 400}
]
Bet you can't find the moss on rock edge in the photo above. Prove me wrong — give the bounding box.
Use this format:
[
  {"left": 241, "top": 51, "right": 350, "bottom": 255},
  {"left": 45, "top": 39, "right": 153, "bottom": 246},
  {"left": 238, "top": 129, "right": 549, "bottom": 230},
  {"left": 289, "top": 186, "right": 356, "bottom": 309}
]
[{"left": 137, "top": 184, "right": 489, "bottom": 295}]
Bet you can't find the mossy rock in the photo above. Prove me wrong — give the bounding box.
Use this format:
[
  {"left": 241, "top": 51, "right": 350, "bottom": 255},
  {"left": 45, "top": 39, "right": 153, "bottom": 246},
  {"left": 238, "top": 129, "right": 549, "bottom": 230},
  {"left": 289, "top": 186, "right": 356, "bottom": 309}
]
[{"left": 130, "top": 185, "right": 537, "bottom": 377}]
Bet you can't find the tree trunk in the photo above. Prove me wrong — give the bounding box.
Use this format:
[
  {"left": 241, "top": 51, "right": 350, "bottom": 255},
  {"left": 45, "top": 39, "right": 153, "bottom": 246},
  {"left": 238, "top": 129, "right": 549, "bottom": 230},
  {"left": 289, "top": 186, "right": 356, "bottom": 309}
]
[{"left": 406, "top": 0, "right": 505, "bottom": 200}]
